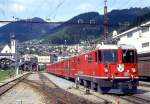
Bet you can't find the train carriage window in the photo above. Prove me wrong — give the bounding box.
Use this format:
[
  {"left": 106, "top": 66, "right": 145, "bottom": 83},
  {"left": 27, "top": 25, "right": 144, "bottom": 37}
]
[
  {"left": 95, "top": 52, "right": 98, "bottom": 62},
  {"left": 77, "top": 58, "right": 80, "bottom": 64},
  {"left": 98, "top": 50, "right": 102, "bottom": 63},
  {"left": 68, "top": 60, "right": 70, "bottom": 69},
  {"left": 88, "top": 54, "right": 92, "bottom": 63}
]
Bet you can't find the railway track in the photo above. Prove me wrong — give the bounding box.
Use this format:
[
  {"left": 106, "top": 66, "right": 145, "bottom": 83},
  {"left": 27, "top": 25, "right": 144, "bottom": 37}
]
[
  {"left": 0, "top": 73, "right": 30, "bottom": 96},
  {"left": 75, "top": 84, "right": 150, "bottom": 104},
  {"left": 44, "top": 73, "right": 150, "bottom": 104},
  {"left": 23, "top": 73, "right": 102, "bottom": 104},
  {"left": 120, "top": 95, "right": 150, "bottom": 104},
  {"left": 39, "top": 73, "right": 102, "bottom": 104},
  {"left": 139, "top": 81, "right": 150, "bottom": 87},
  {"left": 71, "top": 84, "right": 150, "bottom": 104},
  {"left": 71, "top": 85, "right": 112, "bottom": 103}
]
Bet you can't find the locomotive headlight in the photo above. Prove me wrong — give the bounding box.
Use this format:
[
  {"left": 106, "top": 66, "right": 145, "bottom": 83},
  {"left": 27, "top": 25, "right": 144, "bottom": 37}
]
[
  {"left": 104, "top": 68, "right": 109, "bottom": 73},
  {"left": 117, "top": 64, "right": 124, "bottom": 72},
  {"left": 132, "top": 68, "right": 136, "bottom": 73}
]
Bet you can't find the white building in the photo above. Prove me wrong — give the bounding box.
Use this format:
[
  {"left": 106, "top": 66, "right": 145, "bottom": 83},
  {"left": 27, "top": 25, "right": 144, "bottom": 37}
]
[
  {"left": 23, "top": 54, "right": 35, "bottom": 62},
  {"left": 0, "top": 35, "right": 16, "bottom": 59},
  {"left": 22, "top": 54, "right": 50, "bottom": 64},
  {"left": 112, "top": 21, "right": 150, "bottom": 54},
  {"left": 37, "top": 56, "right": 50, "bottom": 64}
]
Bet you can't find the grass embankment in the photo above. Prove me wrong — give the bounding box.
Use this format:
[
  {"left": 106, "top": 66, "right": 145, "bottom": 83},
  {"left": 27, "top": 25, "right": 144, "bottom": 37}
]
[{"left": 0, "top": 69, "right": 16, "bottom": 81}]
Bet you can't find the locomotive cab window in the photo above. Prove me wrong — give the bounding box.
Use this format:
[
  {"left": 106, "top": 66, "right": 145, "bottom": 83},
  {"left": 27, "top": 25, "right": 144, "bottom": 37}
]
[
  {"left": 122, "top": 50, "right": 135, "bottom": 63},
  {"left": 103, "top": 50, "right": 118, "bottom": 63}
]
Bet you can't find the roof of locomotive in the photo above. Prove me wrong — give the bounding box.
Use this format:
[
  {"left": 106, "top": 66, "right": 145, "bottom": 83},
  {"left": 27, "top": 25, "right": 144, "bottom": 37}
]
[{"left": 96, "top": 44, "right": 136, "bottom": 50}]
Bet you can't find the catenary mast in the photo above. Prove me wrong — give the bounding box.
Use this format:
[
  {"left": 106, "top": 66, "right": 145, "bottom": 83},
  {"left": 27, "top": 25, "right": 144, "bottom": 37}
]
[{"left": 103, "top": 0, "right": 108, "bottom": 42}]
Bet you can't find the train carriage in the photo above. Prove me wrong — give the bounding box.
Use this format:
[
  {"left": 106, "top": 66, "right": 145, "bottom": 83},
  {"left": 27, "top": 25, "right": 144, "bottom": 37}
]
[
  {"left": 47, "top": 44, "right": 139, "bottom": 94},
  {"left": 138, "top": 53, "right": 150, "bottom": 78}
]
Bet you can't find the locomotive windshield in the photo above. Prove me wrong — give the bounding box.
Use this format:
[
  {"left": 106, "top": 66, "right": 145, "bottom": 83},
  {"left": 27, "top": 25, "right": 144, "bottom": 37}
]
[
  {"left": 103, "top": 50, "right": 118, "bottom": 63},
  {"left": 122, "top": 50, "right": 136, "bottom": 63}
]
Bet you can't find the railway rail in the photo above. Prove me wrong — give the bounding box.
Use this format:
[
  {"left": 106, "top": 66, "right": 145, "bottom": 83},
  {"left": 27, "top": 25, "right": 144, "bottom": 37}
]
[
  {"left": 139, "top": 81, "right": 150, "bottom": 87},
  {"left": 0, "top": 73, "right": 30, "bottom": 96},
  {"left": 119, "top": 95, "right": 150, "bottom": 104}
]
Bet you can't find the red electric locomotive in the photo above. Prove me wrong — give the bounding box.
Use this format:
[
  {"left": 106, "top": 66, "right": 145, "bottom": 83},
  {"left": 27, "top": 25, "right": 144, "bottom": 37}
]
[{"left": 46, "top": 44, "right": 139, "bottom": 94}]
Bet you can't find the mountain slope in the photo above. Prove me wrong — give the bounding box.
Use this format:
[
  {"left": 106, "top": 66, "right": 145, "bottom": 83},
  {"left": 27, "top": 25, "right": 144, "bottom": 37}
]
[
  {"left": 1, "top": 7, "right": 150, "bottom": 44},
  {"left": 0, "top": 17, "right": 59, "bottom": 43},
  {"left": 43, "top": 7, "right": 150, "bottom": 44}
]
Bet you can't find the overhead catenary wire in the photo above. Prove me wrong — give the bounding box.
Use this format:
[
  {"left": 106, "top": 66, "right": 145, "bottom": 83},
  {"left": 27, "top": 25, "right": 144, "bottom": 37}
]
[
  {"left": 129, "top": 0, "right": 139, "bottom": 8},
  {"left": 112, "top": 0, "right": 136, "bottom": 9},
  {"left": 0, "top": 0, "right": 7, "bottom": 18},
  {"left": 0, "top": 20, "right": 150, "bottom": 28},
  {"left": 0, "top": 8, "right": 5, "bottom": 17},
  {"left": 30, "top": 0, "right": 48, "bottom": 18},
  {"left": 51, "top": 0, "right": 66, "bottom": 20}
]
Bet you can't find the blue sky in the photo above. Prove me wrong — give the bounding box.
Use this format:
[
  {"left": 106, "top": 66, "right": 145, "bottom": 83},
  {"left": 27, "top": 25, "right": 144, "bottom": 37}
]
[{"left": 0, "top": 0, "right": 150, "bottom": 22}]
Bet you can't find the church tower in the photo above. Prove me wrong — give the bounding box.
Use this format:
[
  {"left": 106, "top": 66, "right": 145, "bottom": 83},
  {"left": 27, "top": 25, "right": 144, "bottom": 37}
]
[{"left": 11, "top": 34, "right": 16, "bottom": 54}]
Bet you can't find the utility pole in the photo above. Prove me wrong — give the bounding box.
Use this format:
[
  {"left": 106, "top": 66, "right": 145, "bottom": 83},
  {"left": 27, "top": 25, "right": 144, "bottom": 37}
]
[
  {"left": 103, "top": 0, "right": 108, "bottom": 42},
  {"left": 12, "top": 17, "right": 19, "bottom": 75},
  {"left": 14, "top": 35, "right": 19, "bottom": 75}
]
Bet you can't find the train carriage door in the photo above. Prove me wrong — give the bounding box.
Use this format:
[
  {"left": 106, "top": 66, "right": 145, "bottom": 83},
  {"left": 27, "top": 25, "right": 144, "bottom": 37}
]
[{"left": 65, "top": 60, "right": 70, "bottom": 78}]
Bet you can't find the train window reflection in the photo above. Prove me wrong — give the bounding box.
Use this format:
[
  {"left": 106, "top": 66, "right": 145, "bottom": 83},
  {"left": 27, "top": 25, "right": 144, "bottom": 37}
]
[
  {"left": 103, "top": 50, "right": 118, "bottom": 63},
  {"left": 122, "top": 50, "right": 135, "bottom": 63}
]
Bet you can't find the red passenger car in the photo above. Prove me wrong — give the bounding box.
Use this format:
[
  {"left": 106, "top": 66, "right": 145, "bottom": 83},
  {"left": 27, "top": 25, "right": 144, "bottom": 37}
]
[{"left": 47, "top": 44, "right": 139, "bottom": 94}]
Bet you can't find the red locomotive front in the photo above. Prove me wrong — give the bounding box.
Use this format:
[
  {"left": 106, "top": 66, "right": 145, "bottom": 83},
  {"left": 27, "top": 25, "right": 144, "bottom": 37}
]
[
  {"left": 96, "top": 45, "right": 138, "bottom": 79},
  {"left": 75, "top": 44, "right": 139, "bottom": 94}
]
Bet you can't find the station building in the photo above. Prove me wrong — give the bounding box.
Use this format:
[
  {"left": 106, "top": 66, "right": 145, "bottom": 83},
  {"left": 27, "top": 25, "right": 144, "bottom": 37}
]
[{"left": 112, "top": 21, "right": 150, "bottom": 55}]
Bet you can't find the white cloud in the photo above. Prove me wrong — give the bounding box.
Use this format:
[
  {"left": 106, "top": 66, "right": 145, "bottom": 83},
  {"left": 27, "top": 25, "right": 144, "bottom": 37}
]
[
  {"left": 11, "top": 0, "right": 35, "bottom": 5},
  {"left": 76, "top": 3, "right": 93, "bottom": 10},
  {"left": 0, "top": 2, "right": 28, "bottom": 14},
  {"left": 10, "top": 3, "right": 26, "bottom": 13},
  {"left": 0, "top": 0, "right": 36, "bottom": 13}
]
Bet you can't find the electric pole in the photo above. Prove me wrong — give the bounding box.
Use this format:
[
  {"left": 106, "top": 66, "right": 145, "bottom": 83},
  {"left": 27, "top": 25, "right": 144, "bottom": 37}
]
[{"left": 104, "top": 0, "right": 108, "bottom": 42}]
